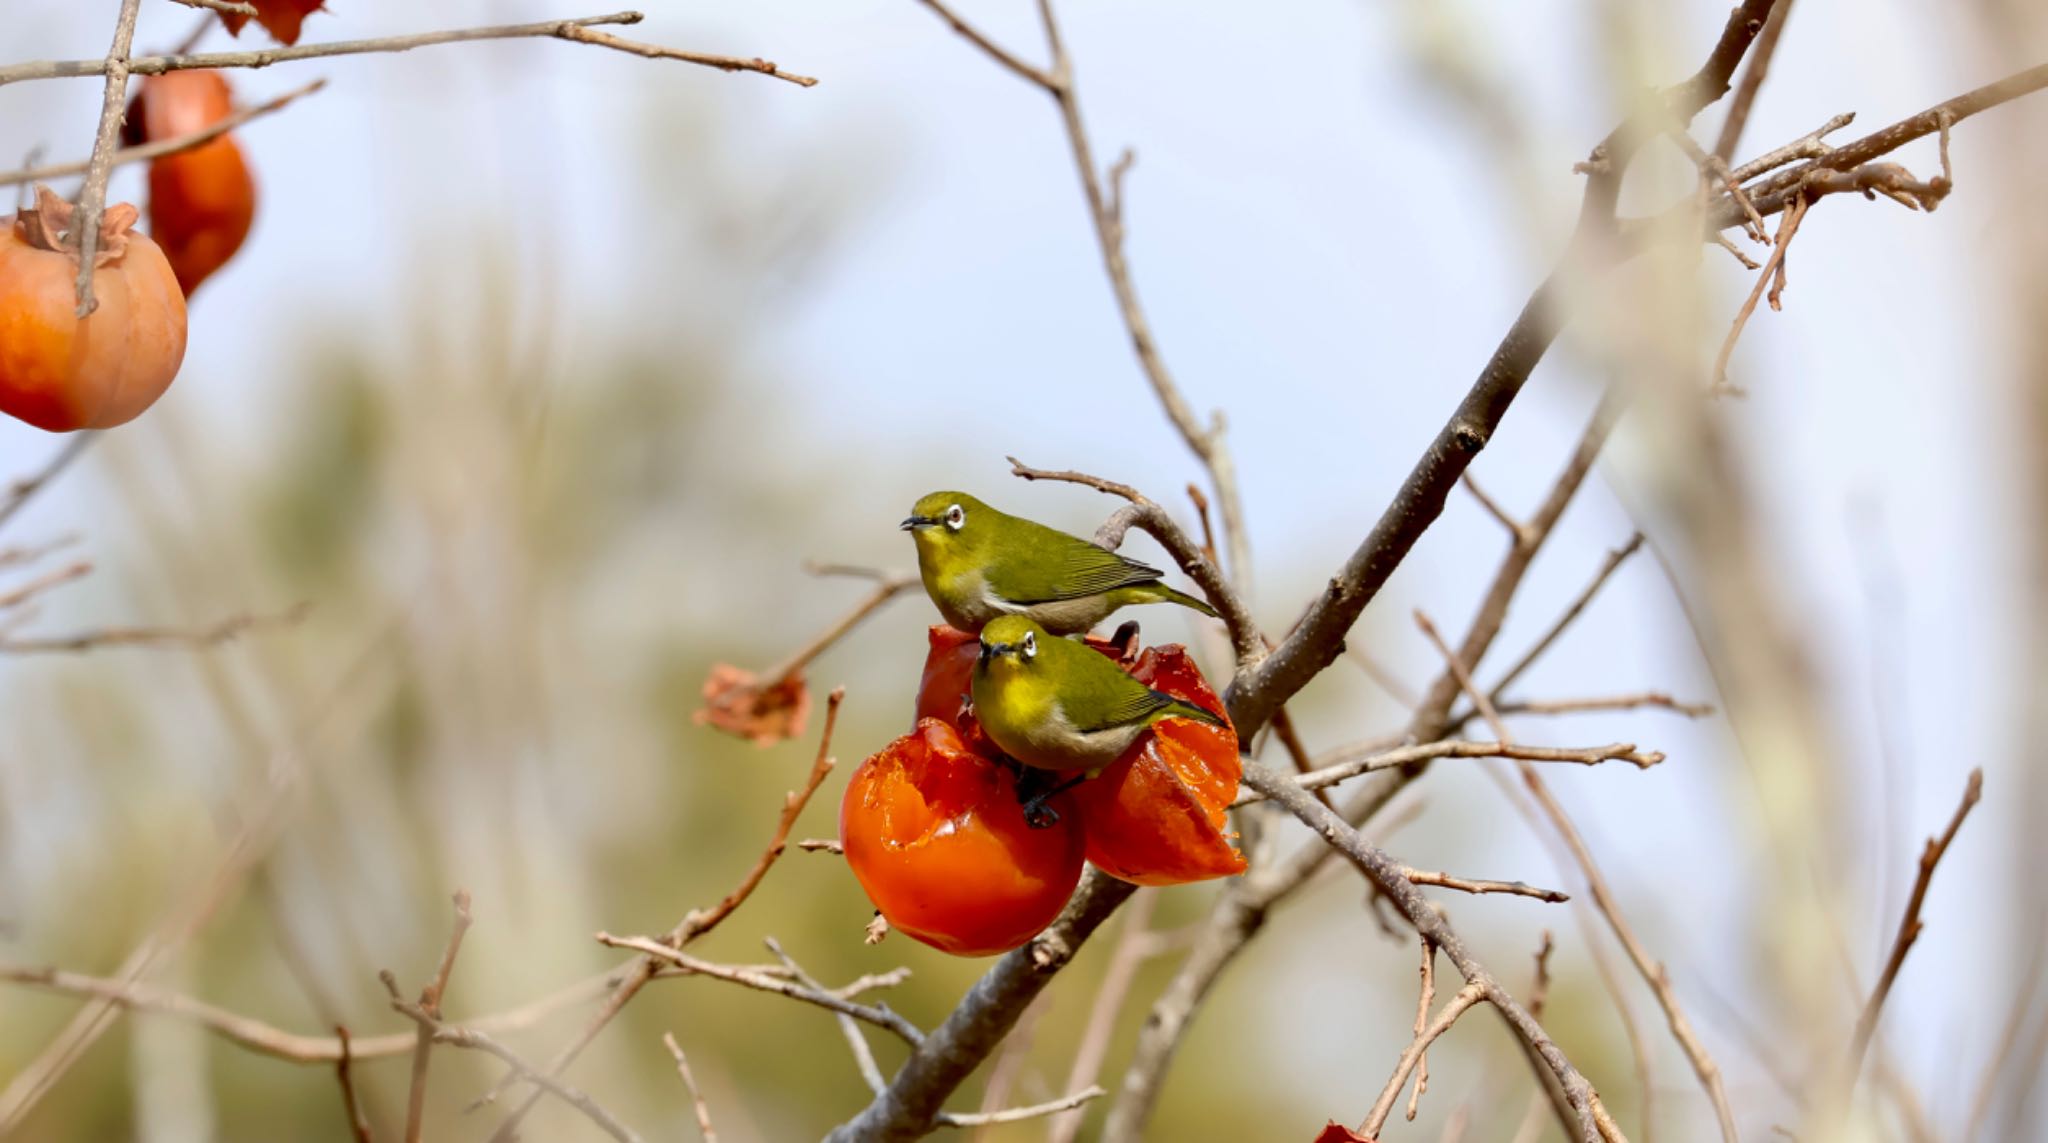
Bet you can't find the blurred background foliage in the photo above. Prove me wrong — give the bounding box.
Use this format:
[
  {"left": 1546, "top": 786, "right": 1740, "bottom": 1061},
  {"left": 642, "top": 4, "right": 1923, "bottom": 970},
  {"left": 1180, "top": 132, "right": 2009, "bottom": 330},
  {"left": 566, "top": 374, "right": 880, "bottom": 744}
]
[{"left": 2, "top": 1, "right": 2045, "bottom": 1140}]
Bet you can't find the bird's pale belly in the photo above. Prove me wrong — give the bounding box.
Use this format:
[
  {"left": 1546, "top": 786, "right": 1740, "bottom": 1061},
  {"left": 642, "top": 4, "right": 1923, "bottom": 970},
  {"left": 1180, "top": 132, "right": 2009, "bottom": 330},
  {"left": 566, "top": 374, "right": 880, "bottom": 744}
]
[{"left": 991, "top": 708, "right": 1145, "bottom": 773}]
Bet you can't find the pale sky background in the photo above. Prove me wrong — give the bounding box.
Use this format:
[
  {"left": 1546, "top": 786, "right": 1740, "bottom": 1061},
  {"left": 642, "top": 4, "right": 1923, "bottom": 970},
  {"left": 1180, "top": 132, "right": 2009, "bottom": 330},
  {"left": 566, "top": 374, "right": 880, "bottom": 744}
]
[{"left": 0, "top": 0, "right": 2036, "bottom": 1136}]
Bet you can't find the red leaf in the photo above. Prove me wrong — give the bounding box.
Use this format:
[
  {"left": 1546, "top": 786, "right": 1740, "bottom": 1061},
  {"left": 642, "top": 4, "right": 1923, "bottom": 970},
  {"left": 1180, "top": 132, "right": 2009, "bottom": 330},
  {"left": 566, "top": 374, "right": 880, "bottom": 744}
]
[
  {"left": 219, "top": 1, "right": 326, "bottom": 46},
  {"left": 1313, "top": 1122, "right": 1373, "bottom": 1143},
  {"left": 694, "top": 663, "right": 811, "bottom": 746}
]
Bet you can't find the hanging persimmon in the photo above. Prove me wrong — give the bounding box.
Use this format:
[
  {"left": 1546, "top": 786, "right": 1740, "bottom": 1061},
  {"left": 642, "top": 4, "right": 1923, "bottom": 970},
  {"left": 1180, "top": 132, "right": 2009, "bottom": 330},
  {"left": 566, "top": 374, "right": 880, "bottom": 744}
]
[
  {"left": 0, "top": 186, "right": 187, "bottom": 432},
  {"left": 840, "top": 718, "right": 1084, "bottom": 956},
  {"left": 124, "top": 70, "right": 256, "bottom": 296}
]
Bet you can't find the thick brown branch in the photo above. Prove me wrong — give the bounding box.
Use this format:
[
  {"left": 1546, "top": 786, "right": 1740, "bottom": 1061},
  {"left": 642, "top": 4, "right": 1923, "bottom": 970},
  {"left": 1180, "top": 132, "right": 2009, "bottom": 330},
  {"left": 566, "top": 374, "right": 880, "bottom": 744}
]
[
  {"left": 823, "top": 870, "right": 1137, "bottom": 1142},
  {"left": 1701, "top": 60, "right": 2048, "bottom": 233},
  {"left": 70, "top": 0, "right": 143, "bottom": 317}
]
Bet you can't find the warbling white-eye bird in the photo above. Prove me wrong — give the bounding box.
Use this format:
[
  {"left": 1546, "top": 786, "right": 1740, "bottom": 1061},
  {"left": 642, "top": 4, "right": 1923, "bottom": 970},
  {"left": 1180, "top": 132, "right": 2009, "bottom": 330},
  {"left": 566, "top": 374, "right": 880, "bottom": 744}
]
[
  {"left": 971, "top": 615, "right": 1227, "bottom": 781},
  {"left": 901, "top": 491, "right": 1218, "bottom": 635}
]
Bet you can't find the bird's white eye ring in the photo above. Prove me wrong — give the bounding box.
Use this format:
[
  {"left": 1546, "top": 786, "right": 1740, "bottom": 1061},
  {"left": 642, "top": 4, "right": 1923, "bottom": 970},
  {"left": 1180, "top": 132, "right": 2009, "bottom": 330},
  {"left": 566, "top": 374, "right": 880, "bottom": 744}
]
[
  {"left": 1021, "top": 631, "right": 1037, "bottom": 659},
  {"left": 945, "top": 503, "right": 966, "bottom": 531}
]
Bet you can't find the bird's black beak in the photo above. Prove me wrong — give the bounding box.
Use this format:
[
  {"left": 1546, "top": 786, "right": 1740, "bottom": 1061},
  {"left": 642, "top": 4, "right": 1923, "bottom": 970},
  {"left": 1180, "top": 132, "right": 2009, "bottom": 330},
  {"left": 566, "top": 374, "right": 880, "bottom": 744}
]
[
  {"left": 978, "top": 640, "right": 1010, "bottom": 663},
  {"left": 901, "top": 515, "right": 937, "bottom": 531}
]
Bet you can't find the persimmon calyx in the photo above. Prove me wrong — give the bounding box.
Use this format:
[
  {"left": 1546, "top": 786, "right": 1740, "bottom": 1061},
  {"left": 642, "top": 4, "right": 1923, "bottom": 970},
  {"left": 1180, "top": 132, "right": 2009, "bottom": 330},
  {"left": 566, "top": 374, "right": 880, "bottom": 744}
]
[{"left": 14, "top": 184, "right": 139, "bottom": 266}]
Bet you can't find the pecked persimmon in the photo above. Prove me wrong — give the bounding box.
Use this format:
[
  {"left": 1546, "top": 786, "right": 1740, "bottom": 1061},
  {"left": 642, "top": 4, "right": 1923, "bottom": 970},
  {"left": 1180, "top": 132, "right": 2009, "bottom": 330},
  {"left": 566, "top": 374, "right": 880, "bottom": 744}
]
[
  {"left": 1070, "top": 642, "right": 1246, "bottom": 885},
  {"left": 841, "top": 718, "right": 1084, "bottom": 956},
  {"left": 0, "top": 186, "right": 187, "bottom": 432},
  {"left": 125, "top": 70, "right": 256, "bottom": 295}
]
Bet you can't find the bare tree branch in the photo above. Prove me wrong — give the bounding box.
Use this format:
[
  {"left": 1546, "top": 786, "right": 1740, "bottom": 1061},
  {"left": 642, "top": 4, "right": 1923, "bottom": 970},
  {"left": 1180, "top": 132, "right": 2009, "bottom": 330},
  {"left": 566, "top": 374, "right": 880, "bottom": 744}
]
[
  {"left": 0, "top": 11, "right": 817, "bottom": 89},
  {"left": 0, "top": 78, "right": 326, "bottom": 190},
  {"left": 1843, "top": 768, "right": 1985, "bottom": 1086}
]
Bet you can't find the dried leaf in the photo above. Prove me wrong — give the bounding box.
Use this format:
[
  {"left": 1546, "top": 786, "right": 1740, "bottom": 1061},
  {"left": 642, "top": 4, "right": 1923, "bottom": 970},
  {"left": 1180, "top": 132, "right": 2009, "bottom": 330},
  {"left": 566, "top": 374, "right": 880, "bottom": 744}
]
[
  {"left": 220, "top": 0, "right": 327, "bottom": 46},
  {"left": 695, "top": 663, "right": 811, "bottom": 746},
  {"left": 1313, "top": 1122, "right": 1373, "bottom": 1143}
]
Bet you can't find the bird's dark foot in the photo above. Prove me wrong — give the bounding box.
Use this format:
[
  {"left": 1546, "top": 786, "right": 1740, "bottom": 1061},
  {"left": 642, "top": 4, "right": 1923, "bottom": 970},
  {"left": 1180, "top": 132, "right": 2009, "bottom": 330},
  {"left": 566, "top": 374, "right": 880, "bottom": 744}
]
[
  {"left": 1015, "top": 770, "right": 1089, "bottom": 830},
  {"left": 1022, "top": 798, "right": 1062, "bottom": 829}
]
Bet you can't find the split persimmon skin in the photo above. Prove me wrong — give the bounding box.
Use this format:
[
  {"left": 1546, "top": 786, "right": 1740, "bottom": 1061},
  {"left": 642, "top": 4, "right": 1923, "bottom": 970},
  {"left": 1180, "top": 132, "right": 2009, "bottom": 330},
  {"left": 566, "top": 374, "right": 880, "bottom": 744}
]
[
  {"left": 0, "top": 192, "right": 187, "bottom": 433},
  {"left": 840, "top": 719, "right": 1084, "bottom": 957}
]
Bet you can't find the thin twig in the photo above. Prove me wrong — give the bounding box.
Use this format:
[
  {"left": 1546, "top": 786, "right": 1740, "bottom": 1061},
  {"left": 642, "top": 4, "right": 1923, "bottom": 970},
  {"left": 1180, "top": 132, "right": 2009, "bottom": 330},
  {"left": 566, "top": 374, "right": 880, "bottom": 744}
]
[
  {"left": 483, "top": 690, "right": 846, "bottom": 1137},
  {"left": 0, "top": 602, "right": 311, "bottom": 654},
  {"left": 1712, "top": 193, "right": 1810, "bottom": 393},
  {"left": 1699, "top": 61, "right": 2048, "bottom": 234},
  {"left": 1487, "top": 535, "right": 1646, "bottom": 705},
  {"left": 760, "top": 585, "right": 914, "bottom": 685},
  {"left": 166, "top": 0, "right": 257, "bottom": 16},
  {"left": 1046, "top": 890, "right": 1166, "bottom": 1143},
  {"left": 910, "top": 0, "right": 1055, "bottom": 88},
  {"left": 1362, "top": 982, "right": 1488, "bottom": 1139},
  {"left": 1843, "top": 769, "right": 1984, "bottom": 1085},
  {"left": 1241, "top": 762, "right": 1616, "bottom": 1142},
  {"left": 662, "top": 1032, "right": 718, "bottom": 1142},
  {"left": 554, "top": 23, "right": 815, "bottom": 85},
  {"left": 936, "top": 1087, "right": 1105, "bottom": 1128},
  {"left": 1422, "top": 626, "right": 1738, "bottom": 1143},
  {"left": 1497, "top": 693, "right": 1713, "bottom": 720},
  {"left": 765, "top": 938, "right": 887, "bottom": 1096},
  {"left": 1410, "top": 938, "right": 1437, "bottom": 1123},
  {"left": 916, "top": 0, "right": 1252, "bottom": 593},
  {"left": 391, "top": 890, "right": 473, "bottom": 1143},
  {"left": 0, "top": 78, "right": 327, "bottom": 189},
  {"left": 1249, "top": 739, "right": 1663, "bottom": 807},
  {"left": 0, "top": 437, "right": 97, "bottom": 537},
  {"left": 333, "top": 1025, "right": 374, "bottom": 1143},
  {"left": 1403, "top": 868, "right": 1569, "bottom": 904},
  {"left": 1712, "top": 0, "right": 1797, "bottom": 162},
  {"left": 1009, "top": 459, "right": 1262, "bottom": 665},
  {"left": 0, "top": 561, "right": 91, "bottom": 611},
  {"left": 596, "top": 933, "right": 925, "bottom": 1045},
  {"left": 0, "top": 11, "right": 814, "bottom": 89},
  {"left": 386, "top": 990, "right": 640, "bottom": 1143}
]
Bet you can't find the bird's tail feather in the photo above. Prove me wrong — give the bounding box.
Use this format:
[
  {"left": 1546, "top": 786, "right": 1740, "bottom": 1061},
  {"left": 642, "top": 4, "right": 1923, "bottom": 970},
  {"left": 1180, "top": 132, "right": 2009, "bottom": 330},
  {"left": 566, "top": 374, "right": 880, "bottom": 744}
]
[{"left": 1157, "top": 584, "right": 1220, "bottom": 619}]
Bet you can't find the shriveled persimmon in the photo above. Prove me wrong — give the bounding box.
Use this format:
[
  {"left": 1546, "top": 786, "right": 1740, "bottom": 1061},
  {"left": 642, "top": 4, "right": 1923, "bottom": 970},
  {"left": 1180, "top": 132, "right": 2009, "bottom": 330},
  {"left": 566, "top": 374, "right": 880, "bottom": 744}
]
[
  {"left": 1070, "top": 642, "right": 1246, "bottom": 885},
  {"left": 841, "top": 718, "right": 1083, "bottom": 956},
  {"left": 125, "top": 70, "right": 256, "bottom": 295},
  {"left": 0, "top": 186, "right": 187, "bottom": 432}
]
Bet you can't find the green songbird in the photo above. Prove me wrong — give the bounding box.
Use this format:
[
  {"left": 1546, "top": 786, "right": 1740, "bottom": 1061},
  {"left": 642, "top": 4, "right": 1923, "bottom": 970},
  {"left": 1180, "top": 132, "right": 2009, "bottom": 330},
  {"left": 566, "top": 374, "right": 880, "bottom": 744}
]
[
  {"left": 901, "top": 491, "right": 1218, "bottom": 635},
  {"left": 971, "top": 615, "right": 1226, "bottom": 775}
]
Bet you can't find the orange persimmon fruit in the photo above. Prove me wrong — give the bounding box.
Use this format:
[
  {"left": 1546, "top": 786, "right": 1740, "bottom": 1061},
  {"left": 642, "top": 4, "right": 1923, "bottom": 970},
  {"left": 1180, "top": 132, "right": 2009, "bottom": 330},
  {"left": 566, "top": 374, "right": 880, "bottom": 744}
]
[
  {"left": 125, "top": 70, "right": 256, "bottom": 295},
  {"left": 0, "top": 186, "right": 187, "bottom": 432},
  {"left": 912, "top": 622, "right": 1244, "bottom": 887},
  {"left": 1070, "top": 641, "right": 1247, "bottom": 885},
  {"left": 841, "top": 718, "right": 1084, "bottom": 956}
]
